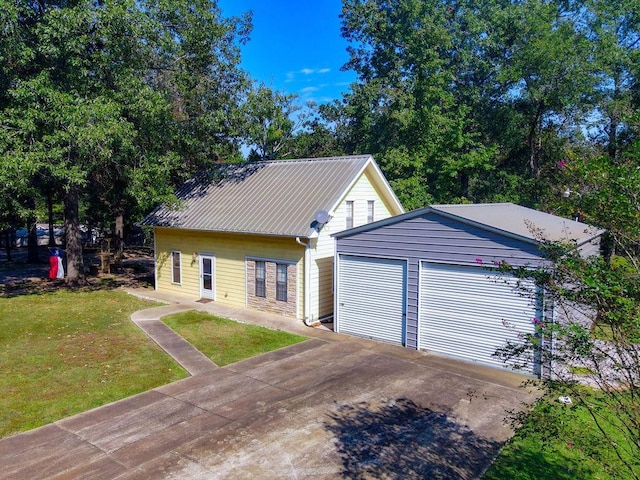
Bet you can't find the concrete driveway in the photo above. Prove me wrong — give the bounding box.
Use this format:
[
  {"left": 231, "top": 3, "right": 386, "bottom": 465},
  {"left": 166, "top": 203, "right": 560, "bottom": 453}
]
[{"left": 0, "top": 327, "right": 538, "bottom": 479}]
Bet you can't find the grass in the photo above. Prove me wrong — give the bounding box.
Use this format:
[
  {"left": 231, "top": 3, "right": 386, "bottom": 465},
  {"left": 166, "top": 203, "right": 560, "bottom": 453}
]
[
  {"left": 484, "top": 387, "right": 639, "bottom": 479},
  {"left": 162, "top": 310, "right": 307, "bottom": 366},
  {"left": 0, "top": 290, "right": 188, "bottom": 438}
]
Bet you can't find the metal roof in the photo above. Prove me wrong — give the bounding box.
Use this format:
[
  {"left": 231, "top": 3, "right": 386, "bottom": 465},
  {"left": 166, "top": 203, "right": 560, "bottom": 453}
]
[
  {"left": 141, "top": 155, "right": 377, "bottom": 237},
  {"left": 430, "top": 203, "right": 604, "bottom": 245},
  {"left": 334, "top": 202, "right": 604, "bottom": 246}
]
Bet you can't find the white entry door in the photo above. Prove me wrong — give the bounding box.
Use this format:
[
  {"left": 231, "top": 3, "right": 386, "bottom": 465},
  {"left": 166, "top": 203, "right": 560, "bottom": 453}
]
[{"left": 199, "top": 255, "right": 215, "bottom": 299}]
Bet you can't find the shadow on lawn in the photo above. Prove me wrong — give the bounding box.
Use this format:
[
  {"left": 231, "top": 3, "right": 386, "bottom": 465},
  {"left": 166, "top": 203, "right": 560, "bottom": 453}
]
[
  {"left": 0, "top": 249, "right": 154, "bottom": 298},
  {"left": 325, "top": 398, "right": 501, "bottom": 479},
  {"left": 483, "top": 448, "right": 597, "bottom": 480}
]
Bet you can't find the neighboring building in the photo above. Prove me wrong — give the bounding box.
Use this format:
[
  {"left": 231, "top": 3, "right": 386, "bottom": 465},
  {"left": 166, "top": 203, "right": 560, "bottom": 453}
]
[
  {"left": 333, "top": 203, "right": 604, "bottom": 376},
  {"left": 142, "top": 155, "right": 404, "bottom": 323}
]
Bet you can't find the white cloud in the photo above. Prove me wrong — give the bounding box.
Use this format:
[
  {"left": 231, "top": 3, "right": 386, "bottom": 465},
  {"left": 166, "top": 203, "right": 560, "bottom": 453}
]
[
  {"left": 285, "top": 72, "right": 295, "bottom": 83},
  {"left": 300, "top": 86, "right": 319, "bottom": 93},
  {"left": 301, "top": 68, "right": 314, "bottom": 75},
  {"left": 318, "top": 68, "right": 331, "bottom": 74}
]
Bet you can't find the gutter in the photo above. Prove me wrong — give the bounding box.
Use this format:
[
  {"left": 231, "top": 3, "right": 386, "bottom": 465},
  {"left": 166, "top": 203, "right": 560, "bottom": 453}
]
[{"left": 296, "top": 237, "right": 313, "bottom": 326}]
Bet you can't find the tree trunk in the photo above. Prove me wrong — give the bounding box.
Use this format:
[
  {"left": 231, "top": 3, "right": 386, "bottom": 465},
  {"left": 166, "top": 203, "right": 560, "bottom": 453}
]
[
  {"left": 64, "top": 185, "right": 85, "bottom": 284},
  {"left": 527, "top": 101, "right": 545, "bottom": 178},
  {"left": 114, "top": 212, "right": 124, "bottom": 262},
  {"left": 4, "top": 230, "right": 12, "bottom": 262},
  {"left": 26, "top": 197, "right": 39, "bottom": 264},
  {"left": 47, "top": 191, "right": 56, "bottom": 247},
  {"left": 607, "top": 72, "right": 621, "bottom": 161}
]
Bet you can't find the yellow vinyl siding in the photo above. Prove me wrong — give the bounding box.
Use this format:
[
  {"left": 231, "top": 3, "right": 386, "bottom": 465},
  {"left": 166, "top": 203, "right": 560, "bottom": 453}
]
[
  {"left": 155, "top": 228, "right": 304, "bottom": 318},
  {"left": 309, "top": 166, "right": 403, "bottom": 319}
]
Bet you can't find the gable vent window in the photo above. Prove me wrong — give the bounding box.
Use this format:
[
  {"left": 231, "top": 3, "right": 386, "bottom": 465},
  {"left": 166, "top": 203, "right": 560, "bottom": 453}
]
[
  {"left": 255, "top": 261, "right": 266, "bottom": 297},
  {"left": 171, "top": 251, "right": 181, "bottom": 284},
  {"left": 367, "top": 200, "right": 375, "bottom": 223},
  {"left": 346, "top": 200, "right": 354, "bottom": 229},
  {"left": 276, "top": 264, "right": 288, "bottom": 302}
]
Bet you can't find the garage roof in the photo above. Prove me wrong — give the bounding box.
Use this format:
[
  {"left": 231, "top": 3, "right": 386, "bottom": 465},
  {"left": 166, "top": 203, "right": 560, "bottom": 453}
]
[
  {"left": 431, "top": 203, "right": 604, "bottom": 246},
  {"left": 335, "top": 202, "right": 604, "bottom": 247},
  {"left": 141, "top": 155, "right": 403, "bottom": 238}
]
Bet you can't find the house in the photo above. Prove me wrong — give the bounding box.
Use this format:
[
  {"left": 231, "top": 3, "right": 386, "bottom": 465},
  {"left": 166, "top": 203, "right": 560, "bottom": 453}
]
[
  {"left": 142, "top": 155, "right": 404, "bottom": 324},
  {"left": 333, "top": 202, "right": 604, "bottom": 376}
]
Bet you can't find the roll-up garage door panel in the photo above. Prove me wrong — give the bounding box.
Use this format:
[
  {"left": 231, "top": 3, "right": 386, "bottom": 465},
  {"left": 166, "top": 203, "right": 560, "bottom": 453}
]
[
  {"left": 338, "top": 256, "right": 406, "bottom": 345},
  {"left": 420, "top": 263, "right": 537, "bottom": 371}
]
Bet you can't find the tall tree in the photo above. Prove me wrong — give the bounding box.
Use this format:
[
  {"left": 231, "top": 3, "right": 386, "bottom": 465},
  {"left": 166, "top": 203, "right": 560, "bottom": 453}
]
[
  {"left": 242, "top": 84, "right": 305, "bottom": 161},
  {"left": 585, "top": 0, "right": 640, "bottom": 158},
  {"left": 340, "top": 0, "right": 499, "bottom": 208},
  {"left": 0, "top": 0, "right": 251, "bottom": 282}
]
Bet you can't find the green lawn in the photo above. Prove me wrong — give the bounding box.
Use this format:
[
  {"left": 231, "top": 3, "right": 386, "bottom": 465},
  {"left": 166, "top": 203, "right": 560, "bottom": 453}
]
[
  {"left": 484, "top": 387, "right": 639, "bottom": 479},
  {"left": 162, "top": 310, "right": 307, "bottom": 366},
  {"left": 0, "top": 290, "right": 188, "bottom": 438}
]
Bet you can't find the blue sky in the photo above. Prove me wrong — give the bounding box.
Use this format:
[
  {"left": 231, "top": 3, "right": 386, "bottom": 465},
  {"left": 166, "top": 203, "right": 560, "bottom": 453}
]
[{"left": 218, "top": 0, "right": 356, "bottom": 104}]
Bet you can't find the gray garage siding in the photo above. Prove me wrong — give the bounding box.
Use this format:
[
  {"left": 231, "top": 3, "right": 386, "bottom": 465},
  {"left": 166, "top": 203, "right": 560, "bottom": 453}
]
[{"left": 335, "top": 212, "right": 548, "bottom": 349}]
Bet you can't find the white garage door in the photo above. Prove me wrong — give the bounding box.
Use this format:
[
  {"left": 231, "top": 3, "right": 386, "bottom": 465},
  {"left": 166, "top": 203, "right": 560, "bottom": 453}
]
[
  {"left": 337, "top": 255, "right": 407, "bottom": 345},
  {"left": 419, "top": 263, "right": 539, "bottom": 373}
]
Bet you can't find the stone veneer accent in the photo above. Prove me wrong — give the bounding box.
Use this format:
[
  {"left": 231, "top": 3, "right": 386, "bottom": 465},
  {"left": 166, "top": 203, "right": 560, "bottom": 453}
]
[{"left": 247, "top": 260, "right": 297, "bottom": 318}]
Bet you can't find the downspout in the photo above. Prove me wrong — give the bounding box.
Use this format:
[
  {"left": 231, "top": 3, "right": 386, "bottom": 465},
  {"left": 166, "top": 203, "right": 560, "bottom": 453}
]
[
  {"left": 153, "top": 228, "right": 158, "bottom": 291},
  {"left": 296, "top": 237, "right": 313, "bottom": 326}
]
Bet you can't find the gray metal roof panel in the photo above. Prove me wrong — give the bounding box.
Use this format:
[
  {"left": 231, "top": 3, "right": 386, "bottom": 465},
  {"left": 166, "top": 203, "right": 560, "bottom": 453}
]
[
  {"left": 334, "top": 202, "right": 604, "bottom": 246},
  {"left": 430, "top": 203, "right": 604, "bottom": 245},
  {"left": 142, "top": 155, "right": 373, "bottom": 237}
]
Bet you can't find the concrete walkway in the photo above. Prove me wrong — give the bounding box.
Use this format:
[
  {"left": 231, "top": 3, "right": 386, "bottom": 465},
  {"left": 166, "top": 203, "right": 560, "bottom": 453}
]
[
  {"left": 130, "top": 304, "right": 219, "bottom": 376},
  {"left": 0, "top": 287, "right": 540, "bottom": 479},
  {"left": 124, "top": 287, "right": 335, "bottom": 340}
]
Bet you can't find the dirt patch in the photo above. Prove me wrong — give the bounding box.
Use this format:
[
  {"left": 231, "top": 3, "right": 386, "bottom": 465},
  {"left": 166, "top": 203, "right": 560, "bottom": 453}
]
[{"left": 0, "top": 247, "right": 155, "bottom": 297}]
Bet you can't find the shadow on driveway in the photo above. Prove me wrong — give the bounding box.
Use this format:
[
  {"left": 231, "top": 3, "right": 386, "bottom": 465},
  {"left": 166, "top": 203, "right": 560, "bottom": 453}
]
[{"left": 326, "top": 398, "right": 500, "bottom": 479}]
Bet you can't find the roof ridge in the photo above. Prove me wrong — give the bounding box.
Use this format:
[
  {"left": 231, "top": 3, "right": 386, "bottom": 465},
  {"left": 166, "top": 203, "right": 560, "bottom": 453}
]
[
  {"left": 245, "top": 154, "right": 372, "bottom": 166},
  {"left": 432, "top": 202, "right": 513, "bottom": 208}
]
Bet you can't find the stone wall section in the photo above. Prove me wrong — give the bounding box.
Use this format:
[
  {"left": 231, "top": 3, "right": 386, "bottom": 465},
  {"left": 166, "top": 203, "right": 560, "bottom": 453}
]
[{"left": 246, "top": 260, "right": 297, "bottom": 318}]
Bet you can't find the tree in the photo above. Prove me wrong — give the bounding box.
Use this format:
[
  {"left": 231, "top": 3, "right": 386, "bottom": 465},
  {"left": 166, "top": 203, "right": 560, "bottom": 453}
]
[
  {"left": 339, "top": 0, "right": 502, "bottom": 208},
  {"left": 584, "top": 0, "right": 640, "bottom": 159},
  {"left": 337, "top": 0, "right": 629, "bottom": 208},
  {"left": 0, "top": 0, "right": 251, "bottom": 282},
  {"left": 497, "top": 147, "right": 640, "bottom": 478},
  {"left": 242, "top": 84, "right": 306, "bottom": 161}
]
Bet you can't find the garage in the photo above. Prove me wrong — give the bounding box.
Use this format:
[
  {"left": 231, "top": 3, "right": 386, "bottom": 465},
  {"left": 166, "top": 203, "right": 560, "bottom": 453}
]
[
  {"left": 419, "top": 262, "right": 539, "bottom": 372},
  {"left": 334, "top": 203, "right": 604, "bottom": 377},
  {"left": 336, "top": 255, "right": 407, "bottom": 345}
]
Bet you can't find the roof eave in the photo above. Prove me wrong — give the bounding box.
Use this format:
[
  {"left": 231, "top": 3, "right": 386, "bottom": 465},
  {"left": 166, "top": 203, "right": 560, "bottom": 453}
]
[{"left": 153, "top": 224, "right": 314, "bottom": 239}]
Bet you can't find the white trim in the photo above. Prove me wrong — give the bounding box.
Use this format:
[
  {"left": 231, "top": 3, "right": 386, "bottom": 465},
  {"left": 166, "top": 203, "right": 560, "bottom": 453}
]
[
  {"left": 336, "top": 254, "right": 408, "bottom": 345},
  {"left": 294, "top": 239, "right": 312, "bottom": 325},
  {"left": 367, "top": 199, "right": 375, "bottom": 223},
  {"left": 418, "top": 260, "right": 541, "bottom": 375},
  {"left": 245, "top": 255, "right": 297, "bottom": 265},
  {"left": 345, "top": 200, "right": 354, "bottom": 229},
  {"left": 153, "top": 228, "right": 158, "bottom": 291},
  {"left": 327, "top": 156, "right": 404, "bottom": 217},
  {"left": 171, "top": 250, "right": 182, "bottom": 285},
  {"left": 198, "top": 253, "right": 215, "bottom": 300}
]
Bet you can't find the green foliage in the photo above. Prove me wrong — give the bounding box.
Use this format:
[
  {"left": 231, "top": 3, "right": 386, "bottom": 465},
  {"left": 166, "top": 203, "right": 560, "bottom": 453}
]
[
  {"left": 242, "top": 84, "right": 303, "bottom": 161},
  {"left": 335, "top": 0, "right": 640, "bottom": 208},
  {"left": 0, "top": 0, "right": 251, "bottom": 278},
  {"left": 495, "top": 243, "right": 640, "bottom": 478},
  {"left": 339, "top": 0, "right": 499, "bottom": 207},
  {"left": 486, "top": 387, "right": 639, "bottom": 479}
]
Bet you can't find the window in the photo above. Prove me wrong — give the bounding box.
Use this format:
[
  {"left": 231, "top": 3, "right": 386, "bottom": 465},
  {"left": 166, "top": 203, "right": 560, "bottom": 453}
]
[
  {"left": 346, "top": 200, "right": 354, "bottom": 229},
  {"left": 255, "top": 261, "right": 266, "bottom": 297},
  {"left": 276, "top": 264, "right": 288, "bottom": 301},
  {"left": 171, "top": 251, "right": 181, "bottom": 284},
  {"left": 367, "top": 200, "right": 375, "bottom": 223}
]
